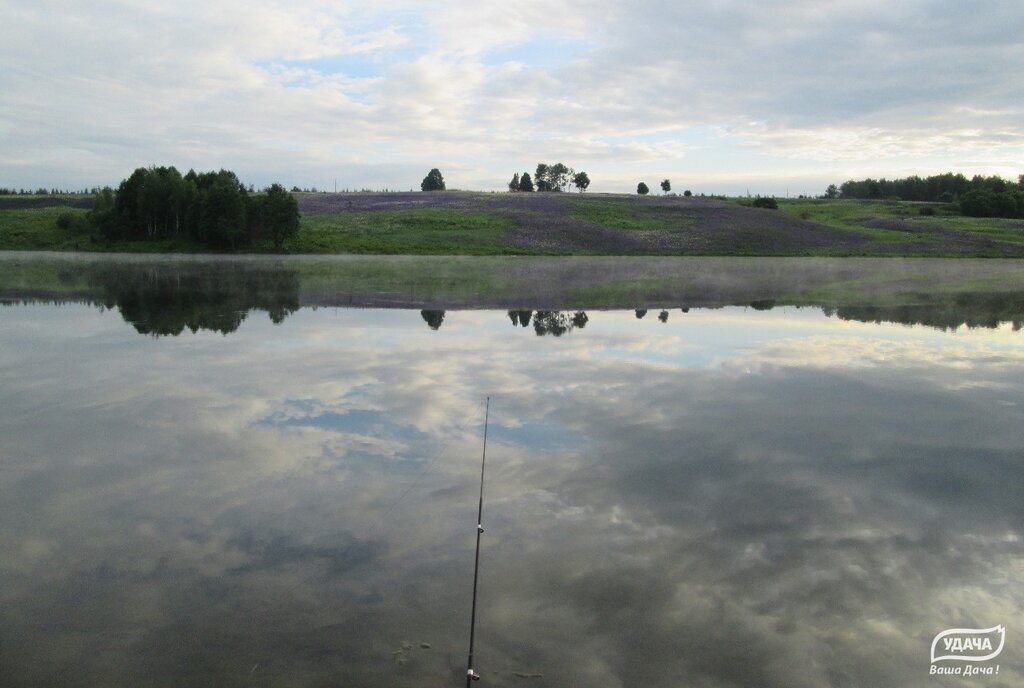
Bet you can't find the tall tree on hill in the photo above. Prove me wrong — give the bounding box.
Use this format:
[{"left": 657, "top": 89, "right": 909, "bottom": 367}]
[
  {"left": 535, "top": 163, "right": 551, "bottom": 192},
  {"left": 572, "top": 171, "right": 590, "bottom": 192},
  {"left": 549, "top": 163, "right": 570, "bottom": 191},
  {"left": 420, "top": 168, "right": 446, "bottom": 191}
]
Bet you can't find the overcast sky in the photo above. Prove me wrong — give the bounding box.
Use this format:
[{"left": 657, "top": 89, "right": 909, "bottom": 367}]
[{"left": 2, "top": 0, "right": 1022, "bottom": 195}]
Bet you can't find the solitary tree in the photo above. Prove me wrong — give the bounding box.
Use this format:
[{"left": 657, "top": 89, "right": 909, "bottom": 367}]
[
  {"left": 572, "top": 171, "right": 590, "bottom": 192},
  {"left": 420, "top": 168, "right": 446, "bottom": 191},
  {"left": 519, "top": 172, "right": 534, "bottom": 192},
  {"left": 661, "top": 179, "right": 671, "bottom": 194},
  {"left": 637, "top": 182, "right": 650, "bottom": 195}
]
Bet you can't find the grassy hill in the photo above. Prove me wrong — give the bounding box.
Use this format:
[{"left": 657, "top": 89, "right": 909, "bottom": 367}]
[{"left": 2, "top": 191, "right": 1024, "bottom": 256}]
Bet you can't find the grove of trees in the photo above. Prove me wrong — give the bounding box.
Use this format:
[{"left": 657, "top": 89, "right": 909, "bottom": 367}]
[
  {"left": 85, "top": 166, "right": 299, "bottom": 249},
  {"left": 830, "top": 172, "right": 1024, "bottom": 218},
  {"left": 508, "top": 163, "right": 590, "bottom": 192}
]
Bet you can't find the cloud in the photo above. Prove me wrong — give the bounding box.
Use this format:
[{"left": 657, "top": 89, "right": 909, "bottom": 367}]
[{"left": 1, "top": 1, "right": 1023, "bottom": 194}]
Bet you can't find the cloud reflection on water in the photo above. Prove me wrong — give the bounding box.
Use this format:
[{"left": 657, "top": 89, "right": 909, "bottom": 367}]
[{"left": 0, "top": 305, "right": 1021, "bottom": 687}]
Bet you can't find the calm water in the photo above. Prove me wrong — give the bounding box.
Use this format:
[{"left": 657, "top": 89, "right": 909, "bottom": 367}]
[{"left": 1, "top": 257, "right": 1023, "bottom": 687}]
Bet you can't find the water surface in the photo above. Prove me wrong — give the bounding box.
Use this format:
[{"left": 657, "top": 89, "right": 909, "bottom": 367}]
[{"left": 1, "top": 256, "right": 1022, "bottom": 687}]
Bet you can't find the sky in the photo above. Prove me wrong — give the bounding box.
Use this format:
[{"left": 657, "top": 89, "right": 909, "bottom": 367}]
[{"left": 1, "top": 0, "right": 1023, "bottom": 195}]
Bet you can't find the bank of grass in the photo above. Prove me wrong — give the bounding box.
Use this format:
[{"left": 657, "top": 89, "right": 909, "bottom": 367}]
[
  {"left": 286, "top": 208, "right": 524, "bottom": 254},
  {"left": 0, "top": 207, "right": 91, "bottom": 250},
  {"left": 775, "top": 197, "right": 1024, "bottom": 247}
]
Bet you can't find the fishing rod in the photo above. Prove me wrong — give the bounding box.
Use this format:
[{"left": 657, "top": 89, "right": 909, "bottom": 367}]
[{"left": 465, "top": 396, "right": 490, "bottom": 684}]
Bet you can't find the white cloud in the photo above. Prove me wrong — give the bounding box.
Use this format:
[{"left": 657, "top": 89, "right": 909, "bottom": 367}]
[{"left": 1, "top": 0, "right": 1022, "bottom": 192}]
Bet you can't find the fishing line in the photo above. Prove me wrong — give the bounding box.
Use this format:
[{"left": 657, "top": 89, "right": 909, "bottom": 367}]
[
  {"left": 370, "top": 397, "right": 488, "bottom": 539},
  {"left": 465, "top": 396, "right": 490, "bottom": 685}
]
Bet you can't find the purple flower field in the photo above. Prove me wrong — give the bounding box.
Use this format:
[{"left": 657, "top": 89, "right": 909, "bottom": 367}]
[{"left": 295, "top": 191, "right": 1024, "bottom": 255}]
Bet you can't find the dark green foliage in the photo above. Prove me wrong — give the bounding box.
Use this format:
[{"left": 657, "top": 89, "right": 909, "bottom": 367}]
[
  {"left": 837, "top": 172, "right": 1023, "bottom": 206},
  {"left": 507, "top": 310, "right": 532, "bottom": 327},
  {"left": 532, "top": 162, "right": 574, "bottom": 192},
  {"left": 548, "top": 163, "right": 570, "bottom": 192},
  {"left": 421, "top": 168, "right": 446, "bottom": 192},
  {"left": 824, "top": 184, "right": 839, "bottom": 199},
  {"left": 87, "top": 261, "right": 300, "bottom": 335},
  {"left": 508, "top": 173, "right": 520, "bottom": 192},
  {"left": 534, "top": 164, "right": 551, "bottom": 191},
  {"left": 752, "top": 196, "right": 778, "bottom": 209},
  {"left": 572, "top": 171, "right": 590, "bottom": 192},
  {"left": 254, "top": 183, "right": 299, "bottom": 250},
  {"left": 88, "top": 187, "right": 119, "bottom": 240},
  {"left": 919, "top": 206, "right": 936, "bottom": 216},
  {"left": 196, "top": 171, "right": 248, "bottom": 248},
  {"left": 531, "top": 310, "right": 588, "bottom": 336},
  {"left": 56, "top": 211, "right": 91, "bottom": 234},
  {"left": 421, "top": 310, "right": 445, "bottom": 330},
  {"left": 959, "top": 189, "right": 1022, "bottom": 218},
  {"left": 637, "top": 182, "right": 649, "bottom": 195},
  {"left": 66, "top": 166, "right": 300, "bottom": 249},
  {"left": 683, "top": 190, "right": 692, "bottom": 197},
  {"left": 518, "top": 172, "right": 534, "bottom": 192},
  {"left": 661, "top": 179, "right": 671, "bottom": 194}
]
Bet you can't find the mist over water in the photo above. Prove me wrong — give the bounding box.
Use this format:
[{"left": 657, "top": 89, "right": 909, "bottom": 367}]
[{"left": 1, "top": 257, "right": 1023, "bottom": 687}]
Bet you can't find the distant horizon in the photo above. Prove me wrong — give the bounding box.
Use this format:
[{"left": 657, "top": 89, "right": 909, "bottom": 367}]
[
  {"left": 4, "top": 166, "right": 1020, "bottom": 202},
  {"left": 3, "top": 2, "right": 1022, "bottom": 197}
]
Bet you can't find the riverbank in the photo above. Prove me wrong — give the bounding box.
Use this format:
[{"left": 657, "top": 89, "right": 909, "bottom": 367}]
[{"left": 2, "top": 192, "right": 1024, "bottom": 256}]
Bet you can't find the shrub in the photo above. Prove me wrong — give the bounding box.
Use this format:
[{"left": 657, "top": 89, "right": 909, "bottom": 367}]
[
  {"left": 918, "top": 206, "right": 936, "bottom": 216},
  {"left": 56, "top": 212, "right": 92, "bottom": 234},
  {"left": 752, "top": 196, "right": 778, "bottom": 209}
]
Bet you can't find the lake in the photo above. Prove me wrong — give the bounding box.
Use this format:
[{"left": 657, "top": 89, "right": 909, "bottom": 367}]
[{"left": 1, "top": 254, "right": 1022, "bottom": 687}]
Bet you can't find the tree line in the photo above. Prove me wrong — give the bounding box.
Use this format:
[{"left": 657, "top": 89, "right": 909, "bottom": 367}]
[
  {"left": 81, "top": 166, "right": 299, "bottom": 249},
  {"left": 825, "top": 172, "right": 1024, "bottom": 218},
  {"left": 508, "top": 163, "right": 590, "bottom": 193}
]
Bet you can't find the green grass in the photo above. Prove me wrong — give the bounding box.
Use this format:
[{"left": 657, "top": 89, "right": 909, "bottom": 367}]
[
  {"left": 3, "top": 196, "right": 1024, "bottom": 257},
  {"left": 774, "top": 198, "right": 1024, "bottom": 248},
  {"left": 569, "top": 198, "right": 683, "bottom": 231},
  {"left": 0, "top": 208, "right": 92, "bottom": 250},
  {"left": 287, "top": 208, "right": 521, "bottom": 254}
]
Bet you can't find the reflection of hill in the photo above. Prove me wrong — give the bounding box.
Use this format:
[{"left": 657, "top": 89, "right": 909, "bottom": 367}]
[
  {"left": 3, "top": 256, "right": 1024, "bottom": 335},
  {"left": 82, "top": 263, "right": 300, "bottom": 336}
]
